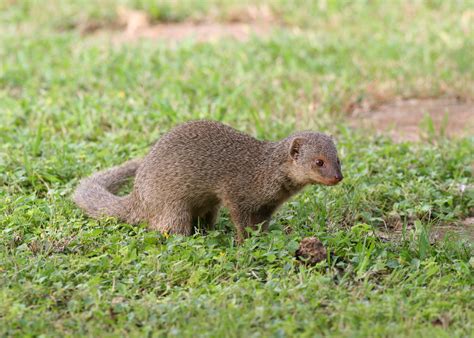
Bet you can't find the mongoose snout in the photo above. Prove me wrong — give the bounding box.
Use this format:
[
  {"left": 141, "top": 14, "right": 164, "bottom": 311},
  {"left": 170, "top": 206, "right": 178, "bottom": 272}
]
[{"left": 73, "top": 120, "right": 343, "bottom": 243}]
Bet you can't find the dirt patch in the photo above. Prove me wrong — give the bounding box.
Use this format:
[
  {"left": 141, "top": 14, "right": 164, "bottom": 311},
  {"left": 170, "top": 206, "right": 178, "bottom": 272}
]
[
  {"left": 428, "top": 218, "right": 474, "bottom": 243},
  {"left": 350, "top": 98, "right": 474, "bottom": 142},
  {"left": 376, "top": 217, "right": 474, "bottom": 243},
  {"left": 86, "top": 6, "right": 275, "bottom": 44},
  {"left": 115, "top": 22, "right": 272, "bottom": 43}
]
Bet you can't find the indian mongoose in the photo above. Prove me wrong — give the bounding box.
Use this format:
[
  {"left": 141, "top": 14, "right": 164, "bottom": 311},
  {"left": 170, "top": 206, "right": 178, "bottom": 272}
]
[{"left": 73, "top": 120, "right": 343, "bottom": 242}]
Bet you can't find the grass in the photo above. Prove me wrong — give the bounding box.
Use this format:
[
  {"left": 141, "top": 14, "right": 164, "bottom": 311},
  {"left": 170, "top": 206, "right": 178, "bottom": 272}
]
[{"left": 0, "top": 0, "right": 473, "bottom": 336}]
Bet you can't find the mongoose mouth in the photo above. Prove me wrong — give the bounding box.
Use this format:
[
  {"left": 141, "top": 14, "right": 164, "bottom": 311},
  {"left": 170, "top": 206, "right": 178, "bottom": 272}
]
[{"left": 314, "top": 177, "right": 343, "bottom": 186}]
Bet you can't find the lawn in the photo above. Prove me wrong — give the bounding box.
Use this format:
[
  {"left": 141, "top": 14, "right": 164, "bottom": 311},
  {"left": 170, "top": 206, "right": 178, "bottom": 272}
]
[{"left": 0, "top": 0, "right": 473, "bottom": 336}]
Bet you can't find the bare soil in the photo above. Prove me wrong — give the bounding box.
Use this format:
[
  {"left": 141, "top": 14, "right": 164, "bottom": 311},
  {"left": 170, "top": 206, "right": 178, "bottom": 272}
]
[
  {"left": 430, "top": 218, "right": 474, "bottom": 242},
  {"left": 376, "top": 217, "right": 474, "bottom": 243},
  {"left": 350, "top": 98, "right": 474, "bottom": 142},
  {"left": 116, "top": 22, "right": 272, "bottom": 43},
  {"left": 87, "top": 6, "right": 275, "bottom": 44}
]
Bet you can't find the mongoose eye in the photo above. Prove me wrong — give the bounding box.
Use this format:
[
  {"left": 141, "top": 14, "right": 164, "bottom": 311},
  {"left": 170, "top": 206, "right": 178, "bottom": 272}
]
[{"left": 315, "top": 159, "right": 324, "bottom": 167}]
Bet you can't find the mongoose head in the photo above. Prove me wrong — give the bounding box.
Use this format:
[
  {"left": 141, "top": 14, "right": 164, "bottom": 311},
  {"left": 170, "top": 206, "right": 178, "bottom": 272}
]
[{"left": 287, "top": 132, "right": 343, "bottom": 186}]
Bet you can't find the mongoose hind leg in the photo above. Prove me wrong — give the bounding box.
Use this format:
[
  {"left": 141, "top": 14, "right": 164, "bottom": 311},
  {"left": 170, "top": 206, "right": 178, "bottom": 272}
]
[{"left": 149, "top": 204, "right": 193, "bottom": 236}]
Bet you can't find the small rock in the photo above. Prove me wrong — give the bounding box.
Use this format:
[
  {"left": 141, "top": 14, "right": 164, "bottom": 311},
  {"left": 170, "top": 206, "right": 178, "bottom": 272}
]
[{"left": 295, "top": 237, "right": 327, "bottom": 265}]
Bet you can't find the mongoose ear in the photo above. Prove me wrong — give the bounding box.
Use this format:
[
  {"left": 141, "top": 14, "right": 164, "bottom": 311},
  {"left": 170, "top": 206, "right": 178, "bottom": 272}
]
[{"left": 290, "top": 137, "right": 304, "bottom": 160}]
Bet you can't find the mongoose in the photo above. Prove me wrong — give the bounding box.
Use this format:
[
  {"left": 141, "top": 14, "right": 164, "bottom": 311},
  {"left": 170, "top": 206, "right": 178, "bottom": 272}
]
[{"left": 73, "top": 120, "right": 343, "bottom": 242}]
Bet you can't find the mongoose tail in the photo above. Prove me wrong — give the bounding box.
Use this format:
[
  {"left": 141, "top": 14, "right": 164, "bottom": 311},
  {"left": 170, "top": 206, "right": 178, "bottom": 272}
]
[{"left": 72, "top": 159, "right": 141, "bottom": 221}]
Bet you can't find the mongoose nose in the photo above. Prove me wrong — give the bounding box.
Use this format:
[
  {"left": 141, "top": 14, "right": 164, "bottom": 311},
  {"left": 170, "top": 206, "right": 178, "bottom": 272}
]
[{"left": 335, "top": 174, "right": 343, "bottom": 182}]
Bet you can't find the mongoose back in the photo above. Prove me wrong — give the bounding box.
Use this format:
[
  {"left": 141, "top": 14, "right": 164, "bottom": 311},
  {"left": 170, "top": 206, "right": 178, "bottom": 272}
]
[{"left": 73, "top": 120, "right": 343, "bottom": 242}]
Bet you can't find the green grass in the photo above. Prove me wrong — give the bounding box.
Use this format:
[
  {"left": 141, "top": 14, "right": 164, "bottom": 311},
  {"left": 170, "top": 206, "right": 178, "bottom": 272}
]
[{"left": 1, "top": 0, "right": 473, "bottom": 336}]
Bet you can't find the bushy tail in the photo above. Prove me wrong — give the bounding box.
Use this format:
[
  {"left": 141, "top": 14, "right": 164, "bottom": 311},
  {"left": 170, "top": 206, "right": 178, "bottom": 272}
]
[{"left": 72, "top": 159, "right": 141, "bottom": 221}]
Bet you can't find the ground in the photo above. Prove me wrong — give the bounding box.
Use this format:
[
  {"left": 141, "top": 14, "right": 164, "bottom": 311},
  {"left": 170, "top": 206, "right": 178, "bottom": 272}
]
[
  {"left": 350, "top": 98, "right": 474, "bottom": 142},
  {"left": 0, "top": 1, "right": 473, "bottom": 337}
]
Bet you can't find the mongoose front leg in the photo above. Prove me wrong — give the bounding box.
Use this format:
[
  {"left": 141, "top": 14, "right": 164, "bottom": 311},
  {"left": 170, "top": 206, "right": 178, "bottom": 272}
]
[
  {"left": 228, "top": 207, "right": 253, "bottom": 244},
  {"left": 227, "top": 202, "right": 276, "bottom": 243}
]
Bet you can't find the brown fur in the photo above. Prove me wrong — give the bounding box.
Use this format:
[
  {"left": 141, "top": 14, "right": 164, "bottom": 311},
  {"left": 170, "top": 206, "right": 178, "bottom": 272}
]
[{"left": 73, "top": 120, "right": 343, "bottom": 242}]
